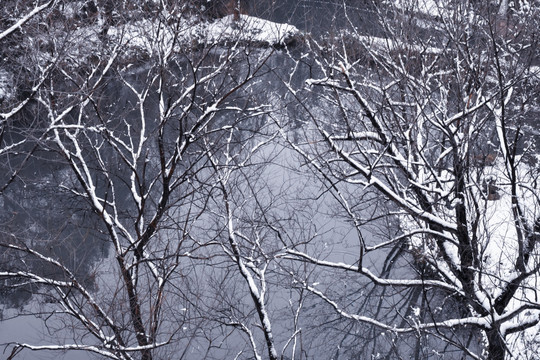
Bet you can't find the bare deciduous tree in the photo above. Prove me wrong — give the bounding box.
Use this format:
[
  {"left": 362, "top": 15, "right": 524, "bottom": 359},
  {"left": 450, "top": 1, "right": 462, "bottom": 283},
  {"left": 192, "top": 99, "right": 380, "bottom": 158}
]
[
  {"left": 2, "top": 1, "right": 540, "bottom": 359},
  {"left": 1, "top": 1, "right": 299, "bottom": 358},
  {"left": 279, "top": 1, "right": 540, "bottom": 359}
]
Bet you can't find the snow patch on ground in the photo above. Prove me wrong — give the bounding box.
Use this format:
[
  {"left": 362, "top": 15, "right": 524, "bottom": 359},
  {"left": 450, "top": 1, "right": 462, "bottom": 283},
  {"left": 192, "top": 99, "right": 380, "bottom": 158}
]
[
  {"left": 107, "top": 15, "right": 299, "bottom": 57},
  {"left": 392, "top": 0, "right": 447, "bottom": 18},
  {"left": 193, "top": 15, "right": 299, "bottom": 47},
  {"left": 338, "top": 28, "right": 443, "bottom": 56},
  {"left": 488, "top": 157, "right": 540, "bottom": 359},
  {"left": 0, "top": 69, "right": 14, "bottom": 102},
  {"left": 59, "top": 15, "right": 300, "bottom": 68},
  {"left": 402, "top": 154, "right": 540, "bottom": 357}
]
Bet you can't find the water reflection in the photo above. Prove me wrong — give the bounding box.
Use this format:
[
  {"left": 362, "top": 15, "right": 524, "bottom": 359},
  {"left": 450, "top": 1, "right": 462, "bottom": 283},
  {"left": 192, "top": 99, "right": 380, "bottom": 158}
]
[{"left": 0, "top": 1, "right": 451, "bottom": 359}]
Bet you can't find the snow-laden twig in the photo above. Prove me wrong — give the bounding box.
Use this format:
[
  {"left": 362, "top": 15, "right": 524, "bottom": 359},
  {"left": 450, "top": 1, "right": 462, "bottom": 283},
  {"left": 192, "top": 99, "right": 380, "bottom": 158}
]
[
  {"left": 303, "top": 278, "right": 490, "bottom": 333},
  {"left": 0, "top": 0, "right": 56, "bottom": 42}
]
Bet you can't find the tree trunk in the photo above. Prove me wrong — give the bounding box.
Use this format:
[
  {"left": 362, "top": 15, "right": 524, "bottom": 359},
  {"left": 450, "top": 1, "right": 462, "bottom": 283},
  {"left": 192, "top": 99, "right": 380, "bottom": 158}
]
[{"left": 486, "top": 329, "right": 506, "bottom": 360}]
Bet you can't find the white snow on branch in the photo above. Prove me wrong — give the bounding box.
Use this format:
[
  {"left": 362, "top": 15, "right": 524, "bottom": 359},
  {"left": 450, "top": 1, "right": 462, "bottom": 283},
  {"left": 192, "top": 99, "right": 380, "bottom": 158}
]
[
  {"left": 0, "top": 0, "right": 56, "bottom": 42},
  {"left": 285, "top": 249, "right": 463, "bottom": 294},
  {"left": 305, "top": 278, "right": 490, "bottom": 333}
]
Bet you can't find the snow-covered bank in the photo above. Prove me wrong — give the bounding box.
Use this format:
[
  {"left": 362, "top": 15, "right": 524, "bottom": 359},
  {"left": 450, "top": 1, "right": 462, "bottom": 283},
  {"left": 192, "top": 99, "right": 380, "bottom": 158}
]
[
  {"left": 94, "top": 14, "right": 300, "bottom": 60},
  {"left": 20, "top": 13, "right": 302, "bottom": 74},
  {"left": 0, "top": 69, "right": 13, "bottom": 104},
  {"left": 192, "top": 14, "right": 300, "bottom": 48}
]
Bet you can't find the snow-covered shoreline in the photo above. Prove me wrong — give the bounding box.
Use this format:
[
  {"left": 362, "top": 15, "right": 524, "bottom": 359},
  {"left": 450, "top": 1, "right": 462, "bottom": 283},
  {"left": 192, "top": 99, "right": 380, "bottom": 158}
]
[{"left": 0, "top": 69, "right": 13, "bottom": 103}]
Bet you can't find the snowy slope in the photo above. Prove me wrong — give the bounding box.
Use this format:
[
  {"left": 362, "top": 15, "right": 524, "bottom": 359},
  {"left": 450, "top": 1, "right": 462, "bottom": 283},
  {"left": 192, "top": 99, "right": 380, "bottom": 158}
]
[
  {"left": 106, "top": 14, "right": 300, "bottom": 58},
  {"left": 0, "top": 69, "right": 13, "bottom": 103}
]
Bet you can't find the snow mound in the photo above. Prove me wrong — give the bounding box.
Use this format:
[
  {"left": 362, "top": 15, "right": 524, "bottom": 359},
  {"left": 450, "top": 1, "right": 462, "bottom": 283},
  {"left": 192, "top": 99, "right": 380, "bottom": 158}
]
[
  {"left": 108, "top": 15, "right": 300, "bottom": 59},
  {"left": 391, "top": 0, "right": 446, "bottom": 18},
  {"left": 40, "top": 15, "right": 301, "bottom": 70},
  {"left": 0, "top": 69, "right": 14, "bottom": 103},
  {"left": 192, "top": 15, "right": 300, "bottom": 48}
]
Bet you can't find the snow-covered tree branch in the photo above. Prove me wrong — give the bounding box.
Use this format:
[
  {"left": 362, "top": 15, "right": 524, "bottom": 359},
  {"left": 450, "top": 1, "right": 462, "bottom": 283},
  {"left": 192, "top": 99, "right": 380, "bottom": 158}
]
[{"left": 279, "top": 1, "right": 540, "bottom": 358}]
